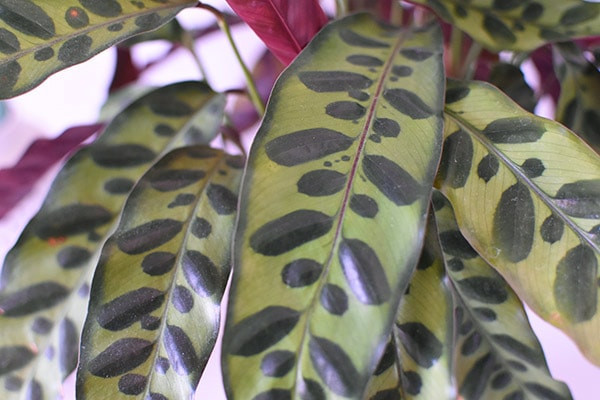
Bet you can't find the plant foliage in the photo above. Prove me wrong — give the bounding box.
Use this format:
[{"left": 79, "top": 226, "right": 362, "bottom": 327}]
[{"left": 1, "top": 0, "right": 599, "bottom": 399}]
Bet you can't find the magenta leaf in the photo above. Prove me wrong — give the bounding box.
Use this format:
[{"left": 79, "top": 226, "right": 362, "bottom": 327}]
[
  {"left": 0, "top": 124, "right": 103, "bottom": 219},
  {"left": 225, "top": 0, "right": 328, "bottom": 65}
]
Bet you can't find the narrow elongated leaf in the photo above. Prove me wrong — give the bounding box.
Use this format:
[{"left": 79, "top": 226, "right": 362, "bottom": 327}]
[
  {"left": 433, "top": 191, "right": 572, "bottom": 400},
  {"left": 0, "top": 82, "right": 225, "bottom": 399},
  {"left": 439, "top": 79, "right": 600, "bottom": 365},
  {"left": 0, "top": 0, "right": 196, "bottom": 99},
  {"left": 223, "top": 13, "right": 444, "bottom": 399},
  {"left": 0, "top": 123, "right": 102, "bottom": 218},
  {"left": 78, "top": 146, "right": 242, "bottom": 399},
  {"left": 224, "top": 0, "right": 328, "bottom": 64},
  {"left": 555, "top": 42, "right": 600, "bottom": 153},
  {"left": 412, "top": 0, "right": 600, "bottom": 52}
]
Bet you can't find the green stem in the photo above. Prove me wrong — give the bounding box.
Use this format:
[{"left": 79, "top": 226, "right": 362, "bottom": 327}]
[
  {"left": 461, "top": 42, "right": 482, "bottom": 80},
  {"left": 197, "top": 2, "right": 266, "bottom": 116},
  {"left": 181, "top": 31, "right": 207, "bottom": 78},
  {"left": 450, "top": 26, "right": 463, "bottom": 77},
  {"left": 335, "top": 0, "right": 348, "bottom": 17}
]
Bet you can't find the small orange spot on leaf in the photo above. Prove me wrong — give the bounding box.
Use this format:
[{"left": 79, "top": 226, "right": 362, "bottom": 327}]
[{"left": 48, "top": 237, "right": 66, "bottom": 246}]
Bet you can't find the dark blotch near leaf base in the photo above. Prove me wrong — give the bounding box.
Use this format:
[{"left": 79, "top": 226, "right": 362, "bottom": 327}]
[
  {"left": 374, "top": 340, "right": 396, "bottom": 375},
  {"left": 144, "top": 91, "right": 193, "bottom": 117},
  {"left": 0, "top": 0, "right": 55, "bottom": 39},
  {"left": 320, "top": 284, "right": 348, "bottom": 315},
  {"left": 250, "top": 210, "right": 333, "bottom": 256},
  {"left": 392, "top": 65, "right": 412, "bottom": 77},
  {"left": 0, "top": 282, "right": 68, "bottom": 316},
  {"left": 402, "top": 370, "right": 422, "bottom": 396},
  {"left": 522, "top": 3, "right": 544, "bottom": 21},
  {"left": 309, "top": 336, "right": 361, "bottom": 397},
  {"left": 59, "top": 318, "right": 79, "bottom": 377},
  {"left": 492, "top": 334, "right": 544, "bottom": 366},
  {"left": 540, "top": 214, "right": 564, "bottom": 244},
  {"left": 339, "top": 29, "right": 389, "bottom": 48},
  {"left": 461, "top": 331, "right": 482, "bottom": 356},
  {"left": 254, "top": 389, "right": 292, "bottom": 400},
  {"left": 445, "top": 85, "right": 470, "bottom": 104},
  {"left": 265, "top": 128, "right": 354, "bottom": 166},
  {"left": 492, "top": 0, "right": 520, "bottom": 10},
  {"left": 554, "top": 245, "right": 598, "bottom": 322},
  {"left": 227, "top": 306, "right": 300, "bottom": 356},
  {"left": 4, "top": 375, "right": 22, "bottom": 391},
  {"left": 191, "top": 217, "right": 211, "bottom": 239},
  {"left": 297, "top": 169, "right": 347, "bottom": 197},
  {"left": 34, "top": 203, "right": 111, "bottom": 239},
  {"left": 456, "top": 277, "right": 508, "bottom": 304},
  {"left": 149, "top": 169, "right": 206, "bottom": 192},
  {"left": 32, "top": 317, "right": 53, "bottom": 334},
  {"left": 482, "top": 117, "right": 545, "bottom": 143},
  {"left": 560, "top": 4, "right": 599, "bottom": 25},
  {"left": 483, "top": 14, "right": 516, "bottom": 44},
  {"left": 0, "top": 28, "right": 19, "bottom": 54},
  {"left": 473, "top": 307, "right": 497, "bottom": 321},
  {"left": 0, "top": 61, "right": 20, "bottom": 97},
  {"left": 460, "top": 353, "right": 496, "bottom": 400},
  {"left": 34, "top": 47, "right": 53, "bottom": 61},
  {"left": 88, "top": 338, "right": 154, "bottom": 377},
  {"left": 281, "top": 259, "right": 323, "bottom": 287},
  {"left": 363, "top": 154, "right": 423, "bottom": 206},
  {"left": 373, "top": 118, "right": 400, "bottom": 138},
  {"left": 346, "top": 54, "right": 383, "bottom": 67},
  {"left": 396, "top": 322, "right": 443, "bottom": 368},
  {"left": 326, "top": 101, "right": 366, "bottom": 120},
  {"left": 301, "top": 379, "right": 326, "bottom": 400},
  {"left": 0, "top": 346, "right": 35, "bottom": 375},
  {"left": 493, "top": 183, "right": 535, "bottom": 262},
  {"left": 298, "top": 71, "right": 373, "bottom": 92},
  {"left": 207, "top": 184, "right": 238, "bottom": 215},
  {"left": 400, "top": 48, "right": 434, "bottom": 61},
  {"left": 142, "top": 251, "right": 176, "bottom": 276},
  {"left": 349, "top": 194, "right": 378, "bottom": 218},
  {"left": 58, "top": 36, "right": 92, "bottom": 65},
  {"left": 384, "top": 89, "right": 434, "bottom": 119},
  {"left": 521, "top": 158, "right": 545, "bottom": 178},
  {"left": 491, "top": 371, "right": 512, "bottom": 389},
  {"left": 104, "top": 177, "right": 134, "bottom": 194},
  {"left": 260, "top": 350, "right": 295, "bottom": 377},
  {"left": 91, "top": 144, "right": 155, "bottom": 168},
  {"left": 164, "top": 324, "right": 199, "bottom": 376},
  {"left": 439, "top": 230, "right": 478, "bottom": 259},
  {"left": 57, "top": 246, "right": 91, "bottom": 269},
  {"left": 79, "top": 0, "right": 122, "bottom": 17},
  {"left": 97, "top": 287, "right": 165, "bottom": 331},
  {"left": 117, "top": 219, "right": 183, "bottom": 255},
  {"left": 167, "top": 193, "right": 195, "bottom": 208},
  {"left": 118, "top": 374, "right": 146, "bottom": 395},
  {"left": 65, "top": 7, "right": 89, "bottom": 28},
  {"left": 183, "top": 250, "right": 220, "bottom": 298},
  {"left": 439, "top": 129, "right": 473, "bottom": 188},
  {"left": 554, "top": 179, "right": 600, "bottom": 219},
  {"left": 135, "top": 13, "right": 161, "bottom": 29},
  {"left": 339, "top": 238, "right": 391, "bottom": 305},
  {"left": 477, "top": 154, "right": 499, "bottom": 183},
  {"left": 172, "top": 285, "right": 194, "bottom": 313}
]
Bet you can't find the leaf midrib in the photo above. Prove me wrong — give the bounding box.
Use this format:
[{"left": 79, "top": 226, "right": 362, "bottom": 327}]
[
  {"left": 444, "top": 110, "right": 600, "bottom": 256},
  {"left": 291, "top": 27, "right": 410, "bottom": 398}
]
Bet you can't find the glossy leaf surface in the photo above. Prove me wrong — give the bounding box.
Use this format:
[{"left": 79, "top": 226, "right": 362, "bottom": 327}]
[
  {"left": 439, "top": 79, "right": 600, "bottom": 365},
  {"left": 224, "top": 0, "right": 328, "bottom": 64},
  {"left": 223, "top": 13, "right": 444, "bottom": 399},
  {"left": 78, "top": 146, "right": 243, "bottom": 399},
  {"left": 0, "top": 82, "right": 225, "bottom": 399},
  {"left": 434, "top": 191, "right": 572, "bottom": 400},
  {"left": 555, "top": 42, "right": 600, "bottom": 153},
  {"left": 0, "top": 0, "right": 196, "bottom": 99},
  {"left": 412, "top": 0, "right": 600, "bottom": 52}
]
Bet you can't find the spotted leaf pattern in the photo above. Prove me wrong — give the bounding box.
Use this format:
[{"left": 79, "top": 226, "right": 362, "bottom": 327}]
[
  {"left": 412, "top": 0, "right": 600, "bottom": 52},
  {"left": 433, "top": 191, "right": 572, "bottom": 400},
  {"left": 439, "top": 79, "right": 600, "bottom": 365},
  {"left": 223, "top": 13, "right": 444, "bottom": 399},
  {"left": 0, "top": 82, "right": 225, "bottom": 399},
  {"left": 0, "top": 0, "right": 196, "bottom": 99},
  {"left": 77, "top": 146, "right": 242, "bottom": 399},
  {"left": 554, "top": 42, "right": 600, "bottom": 153}
]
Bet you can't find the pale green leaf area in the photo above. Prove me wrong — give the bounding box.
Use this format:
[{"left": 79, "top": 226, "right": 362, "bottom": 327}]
[{"left": 0, "top": 0, "right": 196, "bottom": 98}]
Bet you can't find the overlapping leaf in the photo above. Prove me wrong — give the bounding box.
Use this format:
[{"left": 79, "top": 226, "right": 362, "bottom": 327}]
[
  {"left": 224, "top": 0, "right": 328, "bottom": 64},
  {"left": 0, "top": 0, "right": 196, "bottom": 99},
  {"left": 555, "top": 42, "right": 600, "bottom": 152},
  {"left": 77, "top": 146, "right": 243, "bottom": 399},
  {"left": 411, "top": 0, "right": 600, "bottom": 52},
  {"left": 433, "top": 191, "right": 572, "bottom": 400},
  {"left": 438, "top": 79, "right": 600, "bottom": 365},
  {"left": 0, "top": 81, "right": 225, "bottom": 399},
  {"left": 223, "top": 13, "right": 444, "bottom": 399}
]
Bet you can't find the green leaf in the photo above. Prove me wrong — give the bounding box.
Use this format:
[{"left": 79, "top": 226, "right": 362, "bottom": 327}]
[
  {"left": 0, "top": 81, "right": 225, "bottom": 399},
  {"left": 432, "top": 191, "right": 572, "bottom": 400},
  {"left": 0, "top": 0, "right": 196, "bottom": 99},
  {"left": 412, "top": 0, "right": 600, "bottom": 51},
  {"left": 223, "top": 13, "right": 444, "bottom": 399},
  {"left": 439, "top": 79, "right": 600, "bottom": 365},
  {"left": 77, "top": 145, "right": 243, "bottom": 399},
  {"left": 554, "top": 42, "right": 600, "bottom": 153}
]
